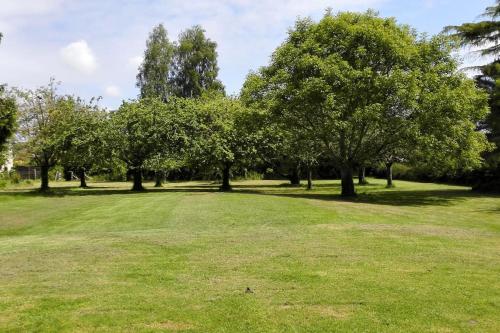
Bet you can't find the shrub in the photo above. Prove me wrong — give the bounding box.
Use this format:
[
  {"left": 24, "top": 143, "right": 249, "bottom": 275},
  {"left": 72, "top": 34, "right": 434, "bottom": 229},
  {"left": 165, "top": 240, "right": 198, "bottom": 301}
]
[{"left": 9, "top": 171, "right": 21, "bottom": 184}]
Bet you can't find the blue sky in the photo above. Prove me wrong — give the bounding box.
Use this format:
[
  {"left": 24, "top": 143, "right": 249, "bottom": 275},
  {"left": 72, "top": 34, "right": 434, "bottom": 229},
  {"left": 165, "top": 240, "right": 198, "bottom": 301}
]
[{"left": 0, "top": 0, "right": 493, "bottom": 109}]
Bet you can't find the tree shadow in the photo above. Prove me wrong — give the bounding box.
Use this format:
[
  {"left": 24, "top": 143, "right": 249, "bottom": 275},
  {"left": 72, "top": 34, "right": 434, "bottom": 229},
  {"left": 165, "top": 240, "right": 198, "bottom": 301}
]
[
  {"left": 1, "top": 182, "right": 498, "bottom": 208},
  {"left": 0, "top": 186, "right": 219, "bottom": 198},
  {"left": 235, "top": 189, "right": 486, "bottom": 207}
]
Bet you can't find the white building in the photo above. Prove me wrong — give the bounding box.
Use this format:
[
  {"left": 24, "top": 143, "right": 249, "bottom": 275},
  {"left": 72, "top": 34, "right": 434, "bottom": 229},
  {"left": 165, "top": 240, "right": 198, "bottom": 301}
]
[{"left": 0, "top": 147, "right": 14, "bottom": 172}]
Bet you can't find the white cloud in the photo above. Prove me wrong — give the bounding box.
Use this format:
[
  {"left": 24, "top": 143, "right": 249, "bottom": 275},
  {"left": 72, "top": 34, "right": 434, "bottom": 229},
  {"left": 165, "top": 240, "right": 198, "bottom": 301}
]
[
  {"left": 104, "top": 85, "right": 121, "bottom": 97},
  {"left": 60, "top": 40, "right": 97, "bottom": 74},
  {"left": 0, "top": 0, "right": 63, "bottom": 17},
  {"left": 128, "top": 56, "right": 143, "bottom": 68},
  {"left": 0, "top": 0, "right": 390, "bottom": 109},
  {"left": 0, "top": 0, "right": 64, "bottom": 33}
]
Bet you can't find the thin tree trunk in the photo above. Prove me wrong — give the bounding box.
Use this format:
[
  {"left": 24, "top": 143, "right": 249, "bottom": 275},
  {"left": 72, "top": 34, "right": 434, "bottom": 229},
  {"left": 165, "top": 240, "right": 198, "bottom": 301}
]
[
  {"left": 132, "top": 168, "right": 144, "bottom": 191},
  {"left": 154, "top": 170, "right": 163, "bottom": 187},
  {"left": 358, "top": 166, "right": 367, "bottom": 185},
  {"left": 220, "top": 163, "right": 232, "bottom": 191},
  {"left": 307, "top": 166, "right": 312, "bottom": 190},
  {"left": 40, "top": 165, "right": 49, "bottom": 191},
  {"left": 340, "top": 165, "right": 356, "bottom": 197},
  {"left": 386, "top": 162, "right": 394, "bottom": 188},
  {"left": 78, "top": 168, "right": 87, "bottom": 188},
  {"left": 289, "top": 166, "right": 300, "bottom": 186}
]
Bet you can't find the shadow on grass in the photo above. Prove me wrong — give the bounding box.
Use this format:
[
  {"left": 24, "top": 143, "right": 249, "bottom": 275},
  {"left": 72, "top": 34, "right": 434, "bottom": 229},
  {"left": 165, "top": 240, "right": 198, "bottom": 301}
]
[
  {"left": 0, "top": 186, "right": 219, "bottom": 198},
  {"left": 242, "top": 189, "right": 490, "bottom": 207},
  {"left": 1, "top": 182, "right": 498, "bottom": 207}
]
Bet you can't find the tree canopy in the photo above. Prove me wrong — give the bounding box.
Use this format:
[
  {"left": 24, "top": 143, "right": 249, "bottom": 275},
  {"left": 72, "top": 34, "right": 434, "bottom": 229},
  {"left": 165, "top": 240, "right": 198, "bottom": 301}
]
[
  {"left": 185, "top": 94, "right": 258, "bottom": 190},
  {"left": 445, "top": 0, "right": 500, "bottom": 57},
  {"left": 136, "top": 24, "right": 175, "bottom": 102},
  {"left": 0, "top": 34, "right": 17, "bottom": 156},
  {"left": 242, "top": 11, "right": 490, "bottom": 196},
  {"left": 59, "top": 97, "right": 107, "bottom": 188},
  {"left": 108, "top": 97, "right": 189, "bottom": 190},
  {"left": 170, "top": 26, "right": 224, "bottom": 98},
  {"left": 0, "top": 86, "right": 17, "bottom": 152},
  {"left": 14, "top": 80, "right": 77, "bottom": 190},
  {"left": 446, "top": 1, "right": 500, "bottom": 191}
]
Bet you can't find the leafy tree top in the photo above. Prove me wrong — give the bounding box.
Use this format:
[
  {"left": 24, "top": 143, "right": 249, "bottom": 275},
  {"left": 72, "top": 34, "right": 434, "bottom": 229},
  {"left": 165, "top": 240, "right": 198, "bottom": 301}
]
[
  {"left": 242, "top": 10, "right": 490, "bottom": 183},
  {"left": 445, "top": 0, "right": 500, "bottom": 58},
  {"left": 136, "top": 24, "right": 175, "bottom": 101},
  {"left": 170, "top": 25, "right": 224, "bottom": 98}
]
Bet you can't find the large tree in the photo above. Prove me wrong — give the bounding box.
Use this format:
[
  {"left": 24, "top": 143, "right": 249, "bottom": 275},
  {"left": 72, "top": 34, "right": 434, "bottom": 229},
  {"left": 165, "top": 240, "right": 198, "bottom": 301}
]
[
  {"left": 170, "top": 25, "right": 224, "bottom": 98},
  {"left": 186, "top": 94, "right": 258, "bottom": 191},
  {"left": 136, "top": 24, "right": 175, "bottom": 102},
  {"left": 447, "top": 1, "right": 500, "bottom": 191},
  {"left": 15, "top": 80, "right": 75, "bottom": 191},
  {"left": 108, "top": 97, "right": 186, "bottom": 191},
  {"left": 244, "top": 11, "right": 490, "bottom": 197},
  {"left": 0, "top": 86, "right": 16, "bottom": 152},
  {"left": 0, "top": 33, "right": 17, "bottom": 154},
  {"left": 241, "top": 73, "right": 318, "bottom": 187},
  {"left": 59, "top": 98, "right": 107, "bottom": 188},
  {"left": 445, "top": 1, "right": 500, "bottom": 58}
]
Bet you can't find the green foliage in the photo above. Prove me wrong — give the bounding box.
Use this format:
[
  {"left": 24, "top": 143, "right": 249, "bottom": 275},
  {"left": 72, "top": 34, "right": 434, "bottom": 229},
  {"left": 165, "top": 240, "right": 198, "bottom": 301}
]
[
  {"left": 15, "top": 79, "right": 68, "bottom": 168},
  {"left": 108, "top": 97, "right": 188, "bottom": 172},
  {"left": 170, "top": 26, "right": 224, "bottom": 98},
  {"left": 59, "top": 97, "right": 108, "bottom": 174},
  {"left": 445, "top": 0, "right": 500, "bottom": 57},
  {"left": 136, "top": 24, "right": 175, "bottom": 101},
  {"left": 0, "top": 85, "right": 17, "bottom": 150},
  {"left": 233, "top": 170, "right": 263, "bottom": 181},
  {"left": 0, "top": 169, "right": 23, "bottom": 188},
  {"left": 241, "top": 74, "right": 316, "bottom": 182},
  {"left": 186, "top": 94, "right": 258, "bottom": 174},
  {"left": 478, "top": 62, "right": 500, "bottom": 157},
  {"left": 445, "top": 2, "right": 500, "bottom": 189},
  {"left": 243, "top": 11, "right": 490, "bottom": 195}
]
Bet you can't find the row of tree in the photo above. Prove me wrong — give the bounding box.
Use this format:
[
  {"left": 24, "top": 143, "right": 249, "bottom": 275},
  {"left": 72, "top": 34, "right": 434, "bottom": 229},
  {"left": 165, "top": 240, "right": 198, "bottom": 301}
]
[
  {"left": 1, "top": 9, "right": 497, "bottom": 196},
  {"left": 241, "top": 10, "right": 491, "bottom": 196}
]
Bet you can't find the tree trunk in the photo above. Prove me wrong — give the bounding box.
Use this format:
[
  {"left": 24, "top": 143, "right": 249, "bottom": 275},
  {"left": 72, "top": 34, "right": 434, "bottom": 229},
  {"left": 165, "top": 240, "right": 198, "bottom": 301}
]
[
  {"left": 154, "top": 170, "right": 163, "bottom": 187},
  {"left": 386, "top": 162, "right": 394, "bottom": 188},
  {"left": 40, "top": 165, "right": 49, "bottom": 191},
  {"left": 307, "top": 166, "right": 312, "bottom": 190},
  {"left": 340, "top": 165, "right": 356, "bottom": 197},
  {"left": 78, "top": 168, "right": 87, "bottom": 188},
  {"left": 63, "top": 167, "right": 72, "bottom": 181},
  {"left": 132, "top": 168, "right": 144, "bottom": 191},
  {"left": 358, "top": 166, "right": 367, "bottom": 185},
  {"left": 289, "top": 166, "right": 300, "bottom": 186},
  {"left": 220, "top": 163, "right": 232, "bottom": 191}
]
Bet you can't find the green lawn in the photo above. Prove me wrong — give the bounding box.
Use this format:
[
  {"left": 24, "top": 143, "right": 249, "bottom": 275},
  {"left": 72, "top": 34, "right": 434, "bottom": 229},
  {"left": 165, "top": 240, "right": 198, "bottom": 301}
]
[{"left": 0, "top": 179, "right": 499, "bottom": 332}]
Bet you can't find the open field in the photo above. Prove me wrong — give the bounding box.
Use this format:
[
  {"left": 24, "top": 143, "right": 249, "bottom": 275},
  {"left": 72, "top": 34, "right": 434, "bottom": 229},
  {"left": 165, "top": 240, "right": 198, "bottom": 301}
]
[{"left": 0, "top": 179, "right": 499, "bottom": 332}]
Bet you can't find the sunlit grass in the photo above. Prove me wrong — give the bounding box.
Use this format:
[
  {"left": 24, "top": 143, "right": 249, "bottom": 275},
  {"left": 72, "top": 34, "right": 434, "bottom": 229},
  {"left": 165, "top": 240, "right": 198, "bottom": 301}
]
[{"left": 0, "top": 179, "right": 499, "bottom": 332}]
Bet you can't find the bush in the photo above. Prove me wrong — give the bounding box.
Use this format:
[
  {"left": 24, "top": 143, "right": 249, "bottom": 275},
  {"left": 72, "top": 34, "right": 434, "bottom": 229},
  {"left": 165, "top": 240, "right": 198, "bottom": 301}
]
[
  {"left": 9, "top": 171, "right": 21, "bottom": 184},
  {"left": 0, "top": 170, "right": 23, "bottom": 187},
  {"left": 234, "top": 170, "right": 263, "bottom": 181}
]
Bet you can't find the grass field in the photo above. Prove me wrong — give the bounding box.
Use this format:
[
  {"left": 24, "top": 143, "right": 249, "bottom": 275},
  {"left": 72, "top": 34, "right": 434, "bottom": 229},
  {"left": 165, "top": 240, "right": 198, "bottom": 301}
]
[{"left": 0, "top": 179, "right": 499, "bottom": 332}]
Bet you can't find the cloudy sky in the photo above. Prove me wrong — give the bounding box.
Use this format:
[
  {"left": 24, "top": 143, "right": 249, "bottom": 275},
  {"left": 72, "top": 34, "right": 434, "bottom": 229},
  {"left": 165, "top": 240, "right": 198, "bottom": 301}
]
[{"left": 0, "top": 0, "right": 493, "bottom": 109}]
